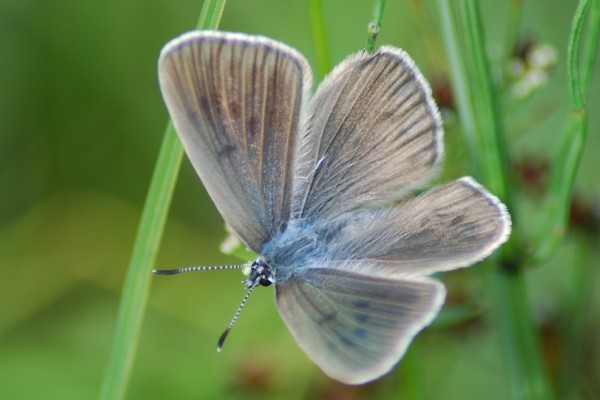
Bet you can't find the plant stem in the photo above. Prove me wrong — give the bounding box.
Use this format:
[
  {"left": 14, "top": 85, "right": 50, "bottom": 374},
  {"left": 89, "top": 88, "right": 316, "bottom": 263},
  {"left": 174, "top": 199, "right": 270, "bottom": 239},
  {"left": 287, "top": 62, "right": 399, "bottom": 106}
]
[
  {"left": 568, "top": 0, "right": 591, "bottom": 111},
  {"left": 308, "top": 0, "right": 331, "bottom": 81},
  {"left": 436, "top": 1, "right": 553, "bottom": 398},
  {"left": 532, "top": 0, "right": 599, "bottom": 265},
  {"left": 437, "top": 0, "right": 478, "bottom": 166},
  {"left": 367, "top": 0, "right": 386, "bottom": 52},
  {"left": 582, "top": 0, "right": 600, "bottom": 93},
  {"left": 489, "top": 269, "right": 554, "bottom": 400},
  {"left": 98, "top": 2, "right": 226, "bottom": 399},
  {"left": 559, "top": 236, "right": 599, "bottom": 398},
  {"left": 463, "top": 2, "right": 552, "bottom": 398}
]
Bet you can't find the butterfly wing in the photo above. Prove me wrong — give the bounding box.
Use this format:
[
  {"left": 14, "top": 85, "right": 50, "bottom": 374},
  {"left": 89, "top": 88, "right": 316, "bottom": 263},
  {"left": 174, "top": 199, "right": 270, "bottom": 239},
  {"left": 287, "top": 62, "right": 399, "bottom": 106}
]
[
  {"left": 275, "top": 265, "right": 444, "bottom": 384},
  {"left": 312, "top": 177, "right": 511, "bottom": 277},
  {"left": 291, "top": 46, "right": 443, "bottom": 221},
  {"left": 159, "top": 31, "right": 312, "bottom": 251},
  {"left": 273, "top": 178, "right": 509, "bottom": 384}
]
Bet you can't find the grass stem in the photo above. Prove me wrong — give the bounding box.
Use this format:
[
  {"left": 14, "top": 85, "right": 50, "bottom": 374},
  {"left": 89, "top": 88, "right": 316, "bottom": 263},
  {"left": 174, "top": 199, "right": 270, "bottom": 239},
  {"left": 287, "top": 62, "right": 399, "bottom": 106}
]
[{"left": 98, "top": 2, "right": 226, "bottom": 398}]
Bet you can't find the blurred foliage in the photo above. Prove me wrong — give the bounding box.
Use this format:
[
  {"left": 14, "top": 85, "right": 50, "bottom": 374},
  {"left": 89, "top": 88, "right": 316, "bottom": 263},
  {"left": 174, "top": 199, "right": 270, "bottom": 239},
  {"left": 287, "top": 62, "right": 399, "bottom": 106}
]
[{"left": 0, "top": 0, "right": 599, "bottom": 399}]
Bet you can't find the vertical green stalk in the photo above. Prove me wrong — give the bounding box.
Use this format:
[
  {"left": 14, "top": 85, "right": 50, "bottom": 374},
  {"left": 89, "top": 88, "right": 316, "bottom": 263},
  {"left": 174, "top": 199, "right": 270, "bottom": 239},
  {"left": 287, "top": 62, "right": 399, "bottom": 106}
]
[
  {"left": 366, "top": 0, "right": 386, "bottom": 52},
  {"left": 461, "top": 3, "right": 551, "bottom": 399},
  {"left": 582, "top": 0, "right": 600, "bottom": 92},
  {"left": 488, "top": 269, "right": 553, "bottom": 400},
  {"left": 543, "top": 0, "right": 599, "bottom": 397},
  {"left": 559, "top": 236, "right": 599, "bottom": 398},
  {"left": 436, "top": 0, "right": 478, "bottom": 164},
  {"left": 456, "top": 1, "right": 510, "bottom": 201},
  {"left": 99, "top": 2, "right": 226, "bottom": 399},
  {"left": 99, "top": 123, "right": 183, "bottom": 400},
  {"left": 436, "top": 1, "right": 553, "bottom": 399},
  {"left": 308, "top": 0, "right": 331, "bottom": 81},
  {"left": 568, "top": 0, "right": 591, "bottom": 110},
  {"left": 532, "top": 0, "right": 598, "bottom": 265}
]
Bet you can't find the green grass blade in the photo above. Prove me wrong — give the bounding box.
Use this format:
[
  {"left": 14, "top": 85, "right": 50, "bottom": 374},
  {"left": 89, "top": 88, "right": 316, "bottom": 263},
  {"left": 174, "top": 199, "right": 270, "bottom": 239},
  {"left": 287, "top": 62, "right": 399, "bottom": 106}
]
[
  {"left": 436, "top": 0, "right": 478, "bottom": 164},
  {"left": 558, "top": 236, "right": 600, "bottom": 398},
  {"left": 582, "top": 0, "right": 600, "bottom": 93},
  {"left": 308, "top": 0, "right": 331, "bottom": 81},
  {"left": 98, "top": 2, "right": 226, "bottom": 399},
  {"left": 99, "top": 123, "right": 183, "bottom": 400},
  {"left": 532, "top": 0, "right": 598, "bottom": 264},
  {"left": 460, "top": 3, "right": 552, "bottom": 398},
  {"left": 458, "top": 1, "right": 510, "bottom": 199},
  {"left": 558, "top": 6, "right": 600, "bottom": 396},
  {"left": 532, "top": 114, "right": 586, "bottom": 264},
  {"left": 487, "top": 268, "right": 554, "bottom": 400},
  {"left": 568, "top": 0, "right": 591, "bottom": 110},
  {"left": 436, "top": 1, "right": 553, "bottom": 398},
  {"left": 366, "top": 0, "right": 386, "bottom": 52}
]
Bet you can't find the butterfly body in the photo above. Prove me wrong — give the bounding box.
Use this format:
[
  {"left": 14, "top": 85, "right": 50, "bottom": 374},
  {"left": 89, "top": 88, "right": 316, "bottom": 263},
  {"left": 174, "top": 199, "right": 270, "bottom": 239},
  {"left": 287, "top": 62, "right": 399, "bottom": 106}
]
[{"left": 259, "top": 217, "right": 338, "bottom": 280}]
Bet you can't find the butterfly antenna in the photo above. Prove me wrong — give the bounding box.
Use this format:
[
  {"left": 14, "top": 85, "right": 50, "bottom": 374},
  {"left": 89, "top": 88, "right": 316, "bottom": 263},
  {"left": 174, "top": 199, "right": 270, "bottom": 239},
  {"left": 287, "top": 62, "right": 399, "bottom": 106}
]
[
  {"left": 217, "top": 282, "right": 259, "bottom": 352},
  {"left": 152, "top": 265, "right": 245, "bottom": 275}
]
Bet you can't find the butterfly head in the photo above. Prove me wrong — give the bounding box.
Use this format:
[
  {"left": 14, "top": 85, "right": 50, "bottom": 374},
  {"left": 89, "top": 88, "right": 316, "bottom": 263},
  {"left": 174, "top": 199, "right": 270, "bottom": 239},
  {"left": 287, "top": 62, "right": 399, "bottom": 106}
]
[{"left": 242, "top": 258, "right": 275, "bottom": 288}]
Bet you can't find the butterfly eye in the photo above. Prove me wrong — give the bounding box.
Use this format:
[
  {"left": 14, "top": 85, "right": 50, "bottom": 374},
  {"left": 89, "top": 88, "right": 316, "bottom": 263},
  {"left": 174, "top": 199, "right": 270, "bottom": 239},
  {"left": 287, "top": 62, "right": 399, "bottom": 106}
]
[{"left": 259, "top": 276, "right": 274, "bottom": 287}]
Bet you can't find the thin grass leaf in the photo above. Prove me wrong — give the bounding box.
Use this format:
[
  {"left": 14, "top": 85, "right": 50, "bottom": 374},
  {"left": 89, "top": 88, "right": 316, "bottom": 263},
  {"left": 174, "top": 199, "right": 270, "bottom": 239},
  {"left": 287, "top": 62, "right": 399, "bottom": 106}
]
[
  {"left": 568, "top": 0, "right": 592, "bottom": 110},
  {"left": 98, "top": 2, "right": 226, "bottom": 399},
  {"left": 366, "top": 0, "right": 386, "bottom": 52},
  {"left": 436, "top": 1, "right": 554, "bottom": 399},
  {"left": 558, "top": 236, "right": 600, "bottom": 398},
  {"left": 532, "top": 0, "right": 599, "bottom": 265},
  {"left": 308, "top": 0, "right": 331, "bottom": 81},
  {"left": 536, "top": 4, "right": 600, "bottom": 396},
  {"left": 582, "top": 0, "right": 600, "bottom": 92},
  {"left": 436, "top": 0, "right": 478, "bottom": 167}
]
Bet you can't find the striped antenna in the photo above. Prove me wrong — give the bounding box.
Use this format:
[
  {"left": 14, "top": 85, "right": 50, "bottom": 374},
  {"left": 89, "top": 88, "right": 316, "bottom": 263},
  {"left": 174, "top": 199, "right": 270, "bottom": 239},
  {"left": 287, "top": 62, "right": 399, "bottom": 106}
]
[
  {"left": 216, "top": 281, "right": 259, "bottom": 352},
  {"left": 152, "top": 264, "right": 245, "bottom": 275}
]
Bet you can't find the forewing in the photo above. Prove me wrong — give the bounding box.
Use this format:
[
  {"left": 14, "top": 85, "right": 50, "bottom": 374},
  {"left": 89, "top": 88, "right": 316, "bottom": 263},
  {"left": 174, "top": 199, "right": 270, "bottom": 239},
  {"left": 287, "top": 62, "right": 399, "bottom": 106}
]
[
  {"left": 292, "top": 46, "right": 443, "bottom": 221},
  {"left": 318, "top": 177, "right": 511, "bottom": 277},
  {"left": 275, "top": 266, "right": 445, "bottom": 384},
  {"left": 159, "top": 31, "right": 312, "bottom": 251}
]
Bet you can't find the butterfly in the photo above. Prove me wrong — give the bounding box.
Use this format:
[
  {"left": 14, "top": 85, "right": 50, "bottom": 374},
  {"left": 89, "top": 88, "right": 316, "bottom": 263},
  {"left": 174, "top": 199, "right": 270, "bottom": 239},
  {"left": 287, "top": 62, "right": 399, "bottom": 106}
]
[{"left": 155, "top": 31, "right": 511, "bottom": 385}]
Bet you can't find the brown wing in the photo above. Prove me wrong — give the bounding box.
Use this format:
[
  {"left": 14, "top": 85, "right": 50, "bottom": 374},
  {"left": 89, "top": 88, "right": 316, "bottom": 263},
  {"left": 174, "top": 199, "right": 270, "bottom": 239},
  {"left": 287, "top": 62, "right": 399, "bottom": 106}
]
[
  {"left": 292, "top": 46, "right": 443, "bottom": 221},
  {"left": 159, "top": 31, "right": 312, "bottom": 251}
]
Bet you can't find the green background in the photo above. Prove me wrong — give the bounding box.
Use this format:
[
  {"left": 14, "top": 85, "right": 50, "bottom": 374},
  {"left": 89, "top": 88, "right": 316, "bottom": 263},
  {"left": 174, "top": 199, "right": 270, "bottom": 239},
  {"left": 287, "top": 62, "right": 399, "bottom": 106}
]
[{"left": 1, "top": 0, "right": 598, "bottom": 399}]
